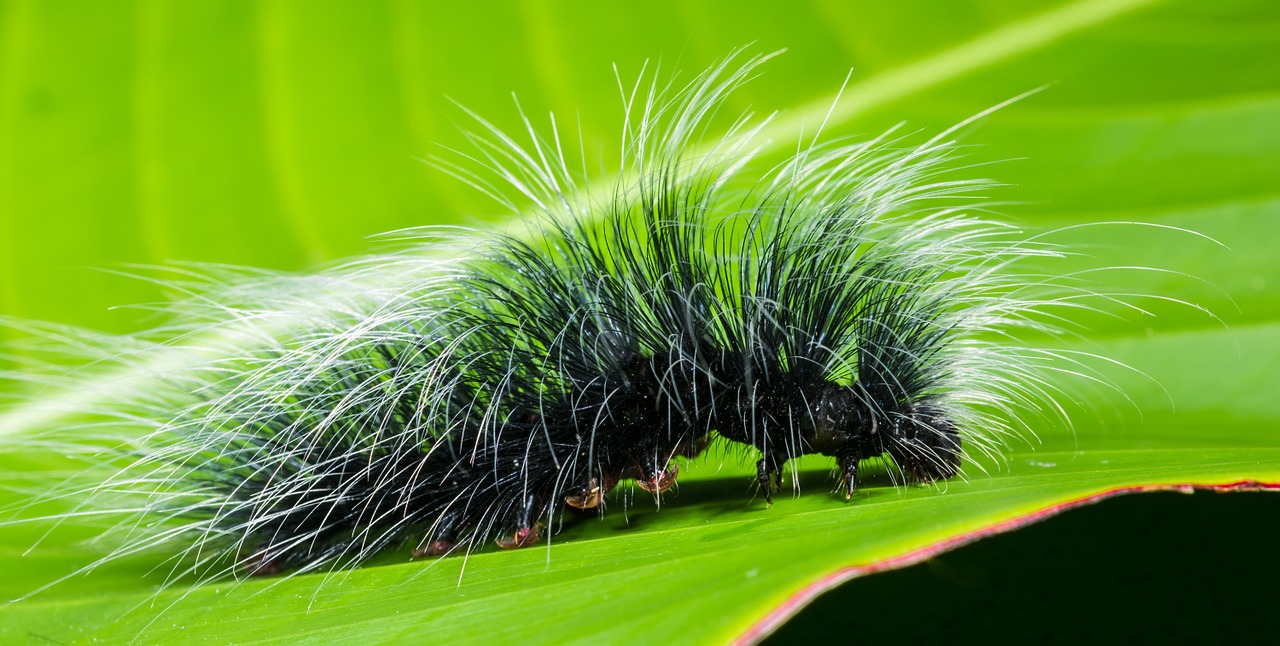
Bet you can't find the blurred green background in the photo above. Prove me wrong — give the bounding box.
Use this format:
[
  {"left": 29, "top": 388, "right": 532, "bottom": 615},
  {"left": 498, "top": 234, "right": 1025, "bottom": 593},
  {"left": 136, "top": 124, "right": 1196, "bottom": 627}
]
[
  {"left": 1, "top": 0, "right": 1278, "bottom": 642},
  {"left": 3, "top": 0, "right": 1274, "bottom": 339}
]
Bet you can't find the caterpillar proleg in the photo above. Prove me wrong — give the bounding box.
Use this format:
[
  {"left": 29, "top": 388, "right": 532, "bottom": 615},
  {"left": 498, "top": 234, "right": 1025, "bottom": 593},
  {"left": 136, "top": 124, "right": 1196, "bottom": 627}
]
[{"left": 6, "top": 51, "right": 1149, "bottom": 590}]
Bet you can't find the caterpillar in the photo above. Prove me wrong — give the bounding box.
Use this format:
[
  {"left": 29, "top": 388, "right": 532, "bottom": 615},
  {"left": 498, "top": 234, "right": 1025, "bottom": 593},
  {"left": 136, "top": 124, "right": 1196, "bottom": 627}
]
[{"left": 6, "top": 51, "right": 1114, "bottom": 588}]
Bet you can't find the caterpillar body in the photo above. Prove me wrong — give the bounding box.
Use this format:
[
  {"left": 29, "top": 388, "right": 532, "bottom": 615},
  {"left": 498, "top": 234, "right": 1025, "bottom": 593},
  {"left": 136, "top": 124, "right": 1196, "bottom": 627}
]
[{"left": 9, "top": 53, "right": 1097, "bottom": 586}]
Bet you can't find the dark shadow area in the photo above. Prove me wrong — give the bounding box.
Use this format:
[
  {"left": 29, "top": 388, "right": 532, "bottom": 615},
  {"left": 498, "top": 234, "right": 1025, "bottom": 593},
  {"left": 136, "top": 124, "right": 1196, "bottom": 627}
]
[
  {"left": 766, "top": 491, "right": 1280, "bottom": 644},
  {"left": 547, "top": 463, "right": 898, "bottom": 544}
]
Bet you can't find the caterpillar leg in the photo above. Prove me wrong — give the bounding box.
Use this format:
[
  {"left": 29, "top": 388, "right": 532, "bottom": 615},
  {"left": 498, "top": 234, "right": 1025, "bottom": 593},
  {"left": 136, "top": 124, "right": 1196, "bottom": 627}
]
[
  {"left": 838, "top": 455, "right": 859, "bottom": 501},
  {"left": 564, "top": 472, "right": 621, "bottom": 509},
  {"left": 496, "top": 494, "right": 543, "bottom": 549},
  {"left": 413, "top": 512, "right": 466, "bottom": 557},
  {"left": 495, "top": 525, "right": 541, "bottom": 549},
  {"left": 756, "top": 457, "right": 779, "bottom": 505},
  {"left": 243, "top": 548, "right": 280, "bottom": 577},
  {"left": 412, "top": 540, "right": 456, "bottom": 558},
  {"left": 637, "top": 462, "right": 679, "bottom": 495}
]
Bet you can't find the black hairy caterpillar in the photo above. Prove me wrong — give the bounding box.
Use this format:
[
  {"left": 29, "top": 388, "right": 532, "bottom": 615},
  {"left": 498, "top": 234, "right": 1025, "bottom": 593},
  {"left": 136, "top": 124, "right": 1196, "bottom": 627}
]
[{"left": 7, "top": 52, "right": 1117, "bottom": 588}]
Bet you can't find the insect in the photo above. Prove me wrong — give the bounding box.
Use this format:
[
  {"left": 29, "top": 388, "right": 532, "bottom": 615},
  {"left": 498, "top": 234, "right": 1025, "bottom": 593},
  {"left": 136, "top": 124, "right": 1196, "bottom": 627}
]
[{"left": 8, "top": 51, "right": 1099, "bottom": 586}]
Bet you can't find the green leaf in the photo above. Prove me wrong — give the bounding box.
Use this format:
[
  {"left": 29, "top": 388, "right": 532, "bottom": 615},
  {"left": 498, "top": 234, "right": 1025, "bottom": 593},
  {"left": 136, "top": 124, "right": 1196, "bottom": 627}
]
[{"left": 2, "top": 0, "right": 1278, "bottom": 643}]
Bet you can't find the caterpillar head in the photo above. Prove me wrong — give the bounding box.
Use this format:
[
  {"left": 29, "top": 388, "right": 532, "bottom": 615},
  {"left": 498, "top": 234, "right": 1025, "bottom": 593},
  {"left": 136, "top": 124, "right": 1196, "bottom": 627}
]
[{"left": 809, "top": 386, "right": 962, "bottom": 486}]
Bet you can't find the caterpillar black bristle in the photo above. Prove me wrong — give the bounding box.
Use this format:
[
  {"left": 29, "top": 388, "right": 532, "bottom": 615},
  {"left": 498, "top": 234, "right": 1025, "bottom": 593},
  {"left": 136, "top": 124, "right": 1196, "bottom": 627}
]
[{"left": 6, "top": 51, "right": 1132, "bottom": 591}]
